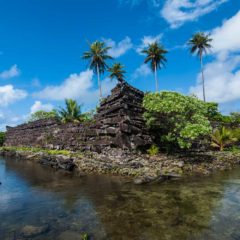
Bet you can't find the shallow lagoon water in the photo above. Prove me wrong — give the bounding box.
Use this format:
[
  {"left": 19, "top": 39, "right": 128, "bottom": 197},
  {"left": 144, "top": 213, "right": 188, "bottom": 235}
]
[{"left": 1, "top": 157, "right": 240, "bottom": 240}]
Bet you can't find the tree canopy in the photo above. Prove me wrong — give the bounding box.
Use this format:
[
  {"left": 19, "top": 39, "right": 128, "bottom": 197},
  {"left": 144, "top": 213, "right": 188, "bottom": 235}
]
[
  {"left": 108, "top": 63, "right": 126, "bottom": 83},
  {"left": 143, "top": 91, "right": 212, "bottom": 149},
  {"left": 29, "top": 110, "right": 58, "bottom": 122}
]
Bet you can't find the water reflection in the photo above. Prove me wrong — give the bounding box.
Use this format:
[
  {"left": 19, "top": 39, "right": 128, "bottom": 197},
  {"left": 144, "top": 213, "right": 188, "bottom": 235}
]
[{"left": 0, "top": 157, "right": 240, "bottom": 239}]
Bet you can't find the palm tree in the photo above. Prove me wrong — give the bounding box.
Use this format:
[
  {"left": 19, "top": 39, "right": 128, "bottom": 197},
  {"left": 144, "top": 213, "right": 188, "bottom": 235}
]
[
  {"left": 211, "top": 127, "right": 237, "bottom": 151},
  {"left": 188, "top": 32, "right": 212, "bottom": 102},
  {"left": 141, "top": 41, "right": 168, "bottom": 92},
  {"left": 58, "top": 99, "right": 83, "bottom": 123},
  {"left": 82, "top": 41, "right": 113, "bottom": 98},
  {"left": 108, "top": 63, "right": 126, "bottom": 83}
]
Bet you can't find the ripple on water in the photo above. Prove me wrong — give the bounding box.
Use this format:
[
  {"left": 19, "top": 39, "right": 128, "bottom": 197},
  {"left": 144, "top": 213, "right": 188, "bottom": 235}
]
[{"left": 1, "top": 157, "right": 240, "bottom": 239}]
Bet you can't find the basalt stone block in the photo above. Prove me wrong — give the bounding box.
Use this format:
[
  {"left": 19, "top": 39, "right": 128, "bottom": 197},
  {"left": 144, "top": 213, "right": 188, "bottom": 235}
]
[{"left": 4, "top": 82, "right": 153, "bottom": 152}]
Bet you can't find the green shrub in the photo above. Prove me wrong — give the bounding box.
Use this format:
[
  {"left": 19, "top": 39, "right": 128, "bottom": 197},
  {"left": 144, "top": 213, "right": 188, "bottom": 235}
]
[
  {"left": 58, "top": 99, "right": 92, "bottom": 123},
  {"left": 29, "top": 110, "right": 58, "bottom": 122},
  {"left": 225, "top": 146, "right": 240, "bottom": 153},
  {"left": 147, "top": 145, "right": 159, "bottom": 156},
  {"left": 211, "top": 127, "right": 237, "bottom": 151},
  {"left": 0, "top": 132, "right": 5, "bottom": 146},
  {"left": 143, "top": 91, "right": 212, "bottom": 150}
]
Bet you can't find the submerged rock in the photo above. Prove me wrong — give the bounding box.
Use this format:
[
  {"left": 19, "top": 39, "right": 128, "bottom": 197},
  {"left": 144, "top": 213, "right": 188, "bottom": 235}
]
[
  {"left": 133, "top": 176, "right": 157, "bottom": 185},
  {"left": 21, "top": 224, "right": 49, "bottom": 238}
]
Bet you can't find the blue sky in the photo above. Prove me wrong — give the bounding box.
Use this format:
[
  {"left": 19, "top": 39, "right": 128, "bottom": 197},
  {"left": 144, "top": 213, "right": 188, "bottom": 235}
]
[{"left": 0, "top": 0, "right": 240, "bottom": 129}]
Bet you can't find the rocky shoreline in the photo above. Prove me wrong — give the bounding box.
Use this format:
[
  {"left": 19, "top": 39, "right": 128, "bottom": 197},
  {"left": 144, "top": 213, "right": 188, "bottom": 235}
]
[{"left": 1, "top": 147, "right": 240, "bottom": 184}]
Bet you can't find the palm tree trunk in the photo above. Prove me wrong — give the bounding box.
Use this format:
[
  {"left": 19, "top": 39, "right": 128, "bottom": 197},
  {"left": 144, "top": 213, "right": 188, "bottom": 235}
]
[
  {"left": 200, "top": 55, "right": 206, "bottom": 102},
  {"left": 154, "top": 62, "right": 158, "bottom": 92},
  {"left": 96, "top": 63, "right": 102, "bottom": 98}
]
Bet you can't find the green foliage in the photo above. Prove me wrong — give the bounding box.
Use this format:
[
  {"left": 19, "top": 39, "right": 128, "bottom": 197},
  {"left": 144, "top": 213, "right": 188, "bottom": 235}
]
[
  {"left": 58, "top": 99, "right": 87, "bottom": 123},
  {"left": 143, "top": 91, "right": 212, "bottom": 149},
  {"left": 0, "top": 132, "right": 5, "bottom": 146},
  {"left": 225, "top": 146, "right": 240, "bottom": 153},
  {"left": 205, "top": 102, "right": 222, "bottom": 121},
  {"left": 141, "top": 41, "right": 168, "bottom": 71},
  {"left": 81, "top": 109, "right": 96, "bottom": 122},
  {"left": 29, "top": 110, "right": 58, "bottom": 122},
  {"left": 108, "top": 62, "right": 126, "bottom": 83},
  {"left": 188, "top": 32, "right": 212, "bottom": 58},
  {"left": 82, "top": 41, "right": 113, "bottom": 74},
  {"left": 229, "top": 112, "right": 240, "bottom": 125},
  {"left": 0, "top": 146, "right": 72, "bottom": 156},
  {"left": 81, "top": 233, "right": 89, "bottom": 240},
  {"left": 211, "top": 127, "right": 237, "bottom": 151},
  {"left": 147, "top": 145, "right": 159, "bottom": 156},
  {"left": 212, "top": 111, "right": 240, "bottom": 125},
  {"left": 233, "top": 128, "right": 240, "bottom": 141},
  {"left": 83, "top": 40, "right": 113, "bottom": 97}
]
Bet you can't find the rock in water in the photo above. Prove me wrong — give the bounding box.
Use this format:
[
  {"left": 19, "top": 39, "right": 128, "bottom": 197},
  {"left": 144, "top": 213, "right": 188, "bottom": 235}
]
[{"left": 21, "top": 225, "right": 49, "bottom": 238}]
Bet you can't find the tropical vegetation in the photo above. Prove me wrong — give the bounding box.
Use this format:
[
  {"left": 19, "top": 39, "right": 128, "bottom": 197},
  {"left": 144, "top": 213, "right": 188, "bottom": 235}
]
[
  {"left": 29, "top": 110, "right": 58, "bottom": 122},
  {"left": 143, "top": 91, "right": 212, "bottom": 150},
  {"left": 141, "top": 41, "right": 168, "bottom": 92},
  {"left": 188, "top": 32, "right": 212, "bottom": 102},
  {"left": 82, "top": 41, "right": 113, "bottom": 98},
  {"left": 108, "top": 62, "right": 126, "bottom": 83},
  {"left": 211, "top": 127, "right": 238, "bottom": 151},
  {"left": 4, "top": 34, "right": 240, "bottom": 155},
  {"left": 0, "top": 132, "right": 5, "bottom": 146},
  {"left": 57, "top": 99, "right": 87, "bottom": 123}
]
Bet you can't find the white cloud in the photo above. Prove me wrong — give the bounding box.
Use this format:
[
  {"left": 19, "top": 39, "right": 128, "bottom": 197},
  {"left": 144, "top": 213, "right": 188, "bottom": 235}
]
[
  {"left": 103, "top": 37, "right": 133, "bottom": 58},
  {"left": 190, "top": 56, "right": 240, "bottom": 103},
  {"left": 136, "top": 34, "right": 162, "bottom": 54},
  {"left": 34, "top": 70, "right": 115, "bottom": 105},
  {"left": 190, "top": 11, "right": 240, "bottom": 104},
  {"left": 0, "top": 110, "right": 28, "bottom": 131},
  {"left": 161, "top": 0, "right": 228, "bottom": 28},
  {"left": 211, "top": 11, "right": 240, "bottom": 55},
  {"left": 0, "top": 85, "right": 27, "bottom": 106},
  {"left": 30, "top": 101, "right": 54, "bottom": 114},
  {"left": 0, "top": 65, "right": 20, "bottom": 79},
  {"left": 132, "top": 64, "right": 152, "bottom": 79}
]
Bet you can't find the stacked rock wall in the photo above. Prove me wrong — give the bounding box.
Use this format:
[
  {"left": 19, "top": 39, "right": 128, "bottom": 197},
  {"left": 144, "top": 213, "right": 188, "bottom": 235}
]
[{"left": 4, "top": 82, "right": 152, "bottom": 152}]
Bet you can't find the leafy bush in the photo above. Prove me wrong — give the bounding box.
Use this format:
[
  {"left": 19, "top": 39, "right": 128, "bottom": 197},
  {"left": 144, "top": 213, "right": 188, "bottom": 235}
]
[
  {"left": 0, "top": 132, "right": 5, "bottom": 146},
  {"left": 205, "top": 102, "right": 222, "bottom": 121},
  {"left": 29, "top": 110, "right": 58, "bottom": 122},
  {"left": 143, "top": 91, "right": 212, "bottom": 150},
  {"left": 211, "top": 111, "right": 240, "bottom": 126},
  {"left": 147, "top": 145, "right": 159, "bottom": 156},
  {"left": 211, "top": 127, "right": 237, "bottom": 151},
  {"left": 230, "top": 112, "right": 240, "bottom": 125}
]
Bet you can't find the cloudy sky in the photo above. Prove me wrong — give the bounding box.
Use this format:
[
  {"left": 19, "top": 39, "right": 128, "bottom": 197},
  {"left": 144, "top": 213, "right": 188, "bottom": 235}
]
[{"left": 0, "top": 0, "right": 240, "bottom": 130}]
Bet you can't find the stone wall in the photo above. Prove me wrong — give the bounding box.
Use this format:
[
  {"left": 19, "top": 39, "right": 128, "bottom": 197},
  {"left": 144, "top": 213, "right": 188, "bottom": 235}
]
[{"left": 4, "top": 82, "right": 153, "bottom": 152}]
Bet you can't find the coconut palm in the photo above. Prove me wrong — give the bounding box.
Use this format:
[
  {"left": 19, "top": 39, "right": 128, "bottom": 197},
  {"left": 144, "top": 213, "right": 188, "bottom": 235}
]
[
  {"left": 141, "top": 41, "right": 168, "bottom": 92},
  {"left": 58, "top": 99, "right": 83, "bottom": 123},
  {"left": 108, "top": 63, "right": 126, "bottom": 83},
  {"left": 82, "top": 41, "right": 113, "bottom": 98},
  {"left": 188, "top": 32, "right": 212, "bottom": 102},
  {"left": 211, "top": 127, "right": 237, "bottom": 151}
]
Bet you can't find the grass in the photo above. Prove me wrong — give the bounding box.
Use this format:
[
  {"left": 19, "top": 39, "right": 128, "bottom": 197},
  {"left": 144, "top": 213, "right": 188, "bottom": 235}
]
[{"left": 0, "top": 146, "right": 83, "bottom": 157}]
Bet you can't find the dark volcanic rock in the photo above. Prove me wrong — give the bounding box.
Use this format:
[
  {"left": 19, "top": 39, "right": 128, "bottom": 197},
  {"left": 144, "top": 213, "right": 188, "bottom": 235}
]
[{"left": 4, "top": 82, "right": 153, "bottom": 152}]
